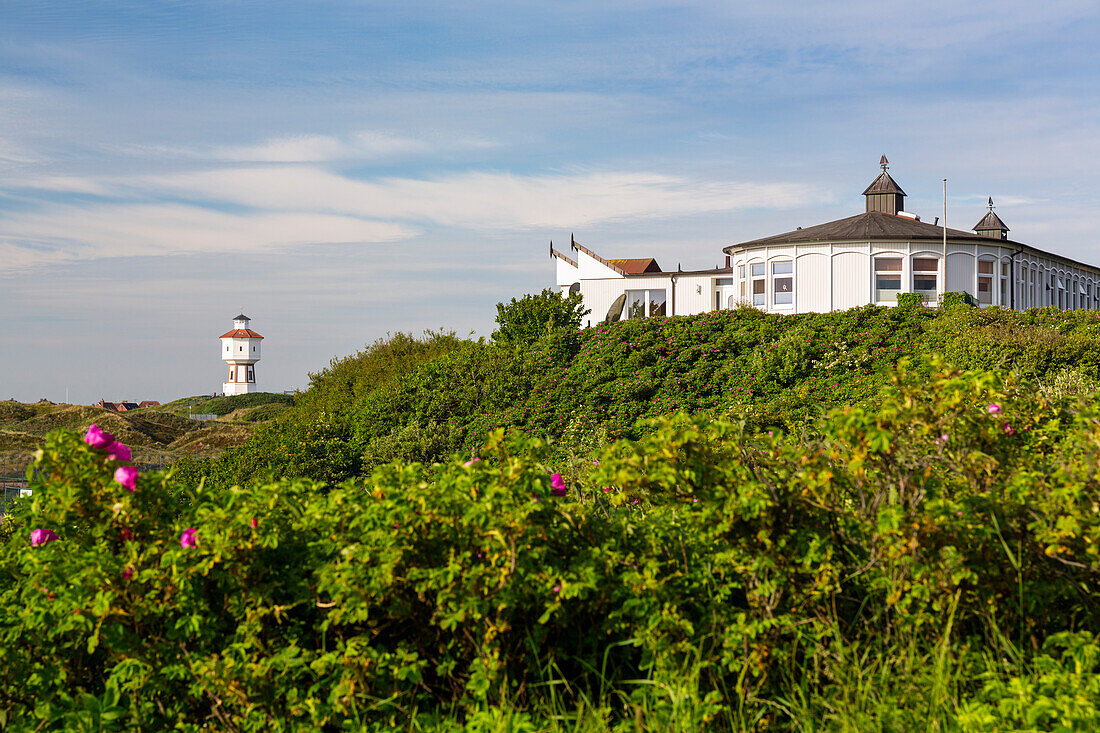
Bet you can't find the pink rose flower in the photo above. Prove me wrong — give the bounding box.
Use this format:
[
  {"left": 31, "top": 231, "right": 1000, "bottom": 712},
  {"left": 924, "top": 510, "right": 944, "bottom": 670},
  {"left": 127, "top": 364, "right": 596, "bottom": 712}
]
[
  {"left": 106, "top": 441, "right": 132, "bottom": 462},
  {"left": 1003, "top": 423, "right": 1016, "bottom": 436},
  {"left": 180, "top": 528, "right": 199, "bottom": 549},
  {"left": 988, "top": 403, "right": 1002, "bottom": 415},
  {"left": 592, "top": 459, "right": 599, "bottom": 466},
  {"left": 84, "top": 423, "right": 114, "bottom": 449},
  {"left": 30, "top": 528, "right": 59, "bottom": 547},
  {"left": 114, "top": 466, "right": 139, "bottom": 492},
  {"left": 250, "top": 517, "right": 258, "bottom": 529},
  {"left": 122, "top": 567, "right": 134, "bottom": 580},
  {"left": 464, "top": 457, "right": 480, "bottom": 467},
  {"left": 550, "top": 473, "right": 568, "bottom": 497}
]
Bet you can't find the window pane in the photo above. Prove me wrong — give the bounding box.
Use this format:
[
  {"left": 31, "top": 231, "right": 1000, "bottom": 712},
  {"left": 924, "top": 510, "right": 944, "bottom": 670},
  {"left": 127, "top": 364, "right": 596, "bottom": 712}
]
[
  {"left": 753, "top": 278, "right": 765, "bottom": 306},
  {"left": 913, "top": 274, "right": 937, "bottom": 292},
  {"left": 978, "top": 260, "right": 994, "bottom": 274},
  {"left": 875, "top": 257, "right": 902, "bottom": 272},
  {"left": 649, "top": 290, "right": 666, "bottom": 317},
  {"left": 751, "top": 263, "right": 765, "bottom": 277},
  {"left": 876, "top": 274, "right": 901, "bottom": 302},
  {"left": 773, "top": 277, "right": 793, "bottom": 304},
  {"left": 1002, "top": 263, "right": 1010, "bottom": 276},
  {"left": 626, "top": 290, "right": 646, "bottom": 319},
  {"left": 912, "top": 257, "right": 938, "bottom": 272},
  {"left": 738, "top": 265, "right": 745, "bottom": 278},
  {"left": 772, "top": 261, "right": 793, "bottom": 275},
  {"left": 978, "top": 276, "right": 993, "bottom": 304},
  {"left": 715, "top": 277, "right": 733, "bottom": 286}
]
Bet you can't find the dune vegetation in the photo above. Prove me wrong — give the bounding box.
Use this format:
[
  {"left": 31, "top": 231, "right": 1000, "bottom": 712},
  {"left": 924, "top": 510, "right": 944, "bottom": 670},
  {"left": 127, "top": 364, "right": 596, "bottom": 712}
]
[{"left": 3, "top": 295, "right": 1100, "bottom": 730}]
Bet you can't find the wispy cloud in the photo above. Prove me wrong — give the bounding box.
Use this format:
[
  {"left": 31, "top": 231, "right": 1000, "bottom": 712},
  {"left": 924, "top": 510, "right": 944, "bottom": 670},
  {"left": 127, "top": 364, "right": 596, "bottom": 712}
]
[
  {"left": 0, "top": 164, "right": 813, "bottom": 273},
  {"left": 0, "top": 203, "right": 416, "bottom": 272}
]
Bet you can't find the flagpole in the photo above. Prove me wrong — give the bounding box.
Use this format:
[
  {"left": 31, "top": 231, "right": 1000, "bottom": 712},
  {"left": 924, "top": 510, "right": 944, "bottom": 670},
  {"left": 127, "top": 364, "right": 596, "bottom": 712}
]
[{"left": 942, "top": 179, "right": 948, "bottom": 298}]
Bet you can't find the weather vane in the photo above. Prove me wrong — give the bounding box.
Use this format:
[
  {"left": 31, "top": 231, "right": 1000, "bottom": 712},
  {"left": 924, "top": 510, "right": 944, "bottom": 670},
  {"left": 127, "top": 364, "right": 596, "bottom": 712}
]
[{"left": 879, "top": 154, "right": 889, "bottom": 171}]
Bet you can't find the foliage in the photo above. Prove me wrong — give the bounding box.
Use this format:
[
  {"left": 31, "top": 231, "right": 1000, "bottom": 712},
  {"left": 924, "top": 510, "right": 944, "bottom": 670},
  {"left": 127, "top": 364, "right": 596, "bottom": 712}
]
[
  {"left": 3, "top": 366, "right": 1100, "bottom": 728},
  {"left": 492, "top": 288, "right": 590, "bottom": 345}
]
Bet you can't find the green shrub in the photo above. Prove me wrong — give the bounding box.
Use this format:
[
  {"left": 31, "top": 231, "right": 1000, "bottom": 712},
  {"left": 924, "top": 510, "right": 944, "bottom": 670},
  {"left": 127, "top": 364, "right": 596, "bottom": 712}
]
[
  {"left": 4, "top": 366, "right": 1100, "bottom": 728},
  {"left": 492, "top": 288, "right": 589, "bottom": 345}
]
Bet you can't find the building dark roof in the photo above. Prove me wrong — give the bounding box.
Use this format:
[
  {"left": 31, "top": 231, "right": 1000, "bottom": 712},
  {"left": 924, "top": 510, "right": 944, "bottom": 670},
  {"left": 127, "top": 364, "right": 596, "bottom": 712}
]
[
  {"left": 607, "top": 258, "right": 662, "bottom": 274},
  {"left": 862, "top": 171, "right": 906, "bottom": 197},
  {"left": 973, "top": 209, "right": 1009, "bottom": 233},
  {"left": 233, "top": 314, "right": 250, "bottom": 321},
  {"left": 725, "top": 211, "right": 988, "bottom": 252}
]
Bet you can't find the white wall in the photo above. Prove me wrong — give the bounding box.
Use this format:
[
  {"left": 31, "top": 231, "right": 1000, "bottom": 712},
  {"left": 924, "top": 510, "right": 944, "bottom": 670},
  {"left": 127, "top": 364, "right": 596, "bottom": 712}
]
[
  {"left": 555, "top": 256, "right": 579, "bottom": 288},
  {"left": 797, "top": 252, "right": 830, "bottom": 312},
  {"left": 221, "top": 338, "right": 261, "bottom": 363},
  {"left": 832, "top": 251, "right": 869, "bottom": 310}
]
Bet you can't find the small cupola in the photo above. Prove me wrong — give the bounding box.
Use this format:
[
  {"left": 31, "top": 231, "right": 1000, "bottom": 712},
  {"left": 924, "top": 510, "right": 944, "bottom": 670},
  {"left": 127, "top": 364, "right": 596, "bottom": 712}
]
[
  {"left": 862, "top": 155, "right": 907, "bottom": 215},
  {"left": 973, "top": 197, "right": 1009, "bottom": 240}
]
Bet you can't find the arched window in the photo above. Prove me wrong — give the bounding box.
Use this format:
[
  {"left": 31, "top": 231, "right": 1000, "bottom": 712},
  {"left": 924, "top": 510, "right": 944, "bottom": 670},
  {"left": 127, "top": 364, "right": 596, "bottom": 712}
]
[
  {"left": 750, "top": 262, "right": 765, "bottom": 306},
  {"left": 977, "top": 259, "right": 995, "bottom": 305},
  {"left": 875, "top": 256, "right": 902, "bottom": 302},
  {"left": 911, "top": 257, "right": 938, "bottom": 301},
  {"left": 772, "top": 261, "right": 793, "bottom": 305}
]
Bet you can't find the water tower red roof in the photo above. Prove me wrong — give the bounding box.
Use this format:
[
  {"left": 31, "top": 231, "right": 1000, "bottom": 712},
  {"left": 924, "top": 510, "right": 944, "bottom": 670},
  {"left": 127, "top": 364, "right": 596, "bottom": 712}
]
[{"left": 220, "top": 329, "right": 264, "bottom": 339}]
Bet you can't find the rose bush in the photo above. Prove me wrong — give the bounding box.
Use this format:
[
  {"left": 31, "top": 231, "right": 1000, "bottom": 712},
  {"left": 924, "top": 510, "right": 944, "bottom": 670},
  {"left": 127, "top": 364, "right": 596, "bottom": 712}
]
[{"left": 1, "top": 366, "right": 1099, "bottom": 728}]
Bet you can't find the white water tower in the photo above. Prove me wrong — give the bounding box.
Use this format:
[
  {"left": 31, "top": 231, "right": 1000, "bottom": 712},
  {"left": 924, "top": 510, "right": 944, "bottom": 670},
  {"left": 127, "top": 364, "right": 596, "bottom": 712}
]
[{"left": 220, "top": 314, "right": 263, "bottom": 396}]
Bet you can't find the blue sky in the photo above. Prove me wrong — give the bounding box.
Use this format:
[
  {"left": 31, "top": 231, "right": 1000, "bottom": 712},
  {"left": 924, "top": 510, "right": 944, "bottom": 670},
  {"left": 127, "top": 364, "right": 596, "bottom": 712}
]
[{"left": 2, "top": 1, "right": 1099, "bottom": 403}]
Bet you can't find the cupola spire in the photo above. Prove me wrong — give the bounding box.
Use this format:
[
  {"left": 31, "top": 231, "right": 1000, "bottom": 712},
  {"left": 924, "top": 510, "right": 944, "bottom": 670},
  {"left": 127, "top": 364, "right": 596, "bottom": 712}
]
[
  {"left": 973, "top": 196, "right": 1010, "bottom": 240},
  {"left": 863, "top": 156, "right": 906, "bottom": 215}
]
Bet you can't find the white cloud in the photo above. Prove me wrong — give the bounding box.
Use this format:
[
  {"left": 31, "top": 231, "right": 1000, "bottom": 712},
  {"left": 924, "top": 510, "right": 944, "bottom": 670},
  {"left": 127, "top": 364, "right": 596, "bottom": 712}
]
[
  {"left": 211, "top": 131, "right": 433, "bottom": 163},
  {"left": 0, "top": 204, "right": 416, "bottom": 272},
  {"left": 0, "top": 162, "right": 814, "bottom": 273},
  {"left": 135, "top": 166, "right": 813, "bottom": 229}
]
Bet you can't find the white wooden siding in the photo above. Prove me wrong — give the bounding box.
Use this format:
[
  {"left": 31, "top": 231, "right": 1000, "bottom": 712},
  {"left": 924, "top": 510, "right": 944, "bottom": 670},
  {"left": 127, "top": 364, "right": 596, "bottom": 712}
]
[
  {"left": 796, "top": 253, "right": 829, "bottom": 312},
  {"left": 832, "top": 251, "right": 869, "bottom": 310}
]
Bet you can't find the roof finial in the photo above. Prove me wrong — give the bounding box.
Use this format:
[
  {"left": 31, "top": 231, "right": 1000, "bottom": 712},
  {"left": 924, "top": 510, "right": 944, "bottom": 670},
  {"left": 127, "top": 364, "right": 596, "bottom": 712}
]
[
  {"left": 988, "top": 196, "right": 994, "bottom": 211},
  {"left": 879, "top": 154, "right": 889, "bottom": 171}
]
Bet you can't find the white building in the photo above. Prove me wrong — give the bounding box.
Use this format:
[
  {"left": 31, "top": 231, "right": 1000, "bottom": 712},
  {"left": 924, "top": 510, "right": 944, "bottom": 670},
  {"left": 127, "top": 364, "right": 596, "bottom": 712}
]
[
  {"left": 220, "top": 314, "right": 263, "bottom": 396},
  {"left": 553, "top": 158, "right": 1100, "bottom": 322}
]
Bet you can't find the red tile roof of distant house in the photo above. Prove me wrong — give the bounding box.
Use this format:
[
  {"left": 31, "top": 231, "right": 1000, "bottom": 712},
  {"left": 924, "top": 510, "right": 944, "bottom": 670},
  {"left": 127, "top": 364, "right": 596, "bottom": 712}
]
[
  {"left": 139, "top": 400, "right": 160, "bottom": 408},
  {"left": 96, "top": 400, "right": 118, "bottom": 411},
  {"left": 606, "top": 258, "right": 662, "bottom": 274},
  {"left": 219, "top": 329, "right": 264, "bottom": 339},
  {"left": 116, "top": 402, "right": 140, "bottom": 412}
]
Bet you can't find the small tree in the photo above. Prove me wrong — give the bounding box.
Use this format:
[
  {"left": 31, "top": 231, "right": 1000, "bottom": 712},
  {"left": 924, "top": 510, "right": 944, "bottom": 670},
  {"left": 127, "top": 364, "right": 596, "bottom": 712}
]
[{"left": 492, "top": 288, "right": 589, "bottom": 344}]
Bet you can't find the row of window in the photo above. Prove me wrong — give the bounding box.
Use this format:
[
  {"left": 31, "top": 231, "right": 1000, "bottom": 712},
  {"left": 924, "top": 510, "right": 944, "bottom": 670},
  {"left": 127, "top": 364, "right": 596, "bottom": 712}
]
[
  {"left": 610, "top": 257, "right": 1099, "bottom": 320},
  {"left": 734, "top": 256, "right": 1099, "bottom": 309}
]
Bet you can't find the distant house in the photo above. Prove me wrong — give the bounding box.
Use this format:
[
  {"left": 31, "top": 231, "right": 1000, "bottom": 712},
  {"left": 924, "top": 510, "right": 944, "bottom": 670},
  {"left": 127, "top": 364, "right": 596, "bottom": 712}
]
[
  {"left": 553, "top": 157, "right": 1100, "bottom": 321},
  {"left": 95, "top": 400, "right": 151, "bottom": 411}
]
